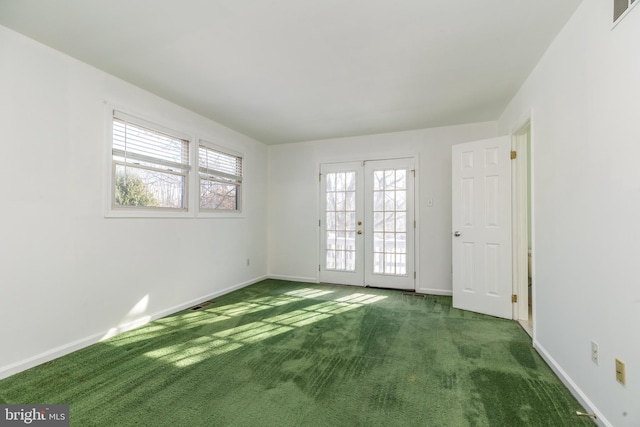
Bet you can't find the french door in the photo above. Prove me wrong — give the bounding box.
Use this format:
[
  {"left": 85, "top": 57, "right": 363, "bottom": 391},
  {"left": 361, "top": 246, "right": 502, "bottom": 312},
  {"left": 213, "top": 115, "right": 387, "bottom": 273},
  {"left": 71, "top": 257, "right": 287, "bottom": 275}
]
[{"left": 319, "top": 158, "right": 415, "bottom": 290}]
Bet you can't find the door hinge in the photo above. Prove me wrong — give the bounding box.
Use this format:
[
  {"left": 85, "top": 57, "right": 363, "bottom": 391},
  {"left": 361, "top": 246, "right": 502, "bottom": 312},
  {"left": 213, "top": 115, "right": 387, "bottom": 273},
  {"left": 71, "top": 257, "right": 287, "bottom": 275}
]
[
  {"left": 510, "top": 150, "right": 517, "bottom": 160},
  {"left": 414, "top": 272, "right": 416, "bottom": 279},
  {"left": 512, "top": 294, "right": 518, "bottom": 303},
  {"left": 319, "top": 264, "right": 321, "bottom": 272},
  {"left": 319, "top": 173, "right": 322, "bottom": 182},
  {"left": 414, "top": 220, "right": 416, "bottom": 228},
  {"left": 319, "top": 219, "right": 321, "bottom": 227}
]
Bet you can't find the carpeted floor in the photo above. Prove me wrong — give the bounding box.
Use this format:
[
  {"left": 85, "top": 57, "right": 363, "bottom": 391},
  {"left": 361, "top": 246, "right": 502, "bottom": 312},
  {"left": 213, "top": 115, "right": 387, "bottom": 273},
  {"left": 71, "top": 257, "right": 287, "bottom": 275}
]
[{"left": 0, "top": 279, "right": 594, "bottom": 426}]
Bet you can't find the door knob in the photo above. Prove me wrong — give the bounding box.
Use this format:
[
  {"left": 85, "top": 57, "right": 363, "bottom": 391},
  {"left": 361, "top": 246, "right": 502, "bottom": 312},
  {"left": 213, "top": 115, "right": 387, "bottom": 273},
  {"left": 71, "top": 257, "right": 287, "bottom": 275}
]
[
  {"left": 357, "top": 230, "right": 363, "bottom": 235},
  {"left": 453, "top": 231, "right": 461, "bottom": 237}
]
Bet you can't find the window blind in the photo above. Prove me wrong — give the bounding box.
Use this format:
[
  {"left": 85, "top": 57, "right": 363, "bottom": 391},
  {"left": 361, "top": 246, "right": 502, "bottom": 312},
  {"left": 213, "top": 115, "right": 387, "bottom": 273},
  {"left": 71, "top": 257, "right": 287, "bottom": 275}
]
[
  {"left": 113, "top": 111, "right": 190, "bottom": 172},
  {"left": 198, "top": 144, "right": 242, "bottom": 183}
]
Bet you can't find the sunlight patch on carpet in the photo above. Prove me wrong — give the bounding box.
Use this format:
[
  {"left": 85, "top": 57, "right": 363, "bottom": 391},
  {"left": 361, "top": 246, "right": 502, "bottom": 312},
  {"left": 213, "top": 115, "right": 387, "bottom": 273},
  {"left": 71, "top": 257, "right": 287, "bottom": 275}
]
[{"left": 142, "top": 292, "right": 387, "bottom": 367}]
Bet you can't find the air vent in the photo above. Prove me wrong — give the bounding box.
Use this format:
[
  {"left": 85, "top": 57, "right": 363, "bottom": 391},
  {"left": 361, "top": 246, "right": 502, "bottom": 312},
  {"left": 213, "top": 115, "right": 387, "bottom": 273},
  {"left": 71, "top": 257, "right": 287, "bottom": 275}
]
[
  {"left": 402, "top": 292, "right": 427, "bottom": 298},
  {"left": 189, "top": 301, "right": 213, "bottom": 311},
  {"left": 614, "top": 0, "right": 637, "bottom": 23}
]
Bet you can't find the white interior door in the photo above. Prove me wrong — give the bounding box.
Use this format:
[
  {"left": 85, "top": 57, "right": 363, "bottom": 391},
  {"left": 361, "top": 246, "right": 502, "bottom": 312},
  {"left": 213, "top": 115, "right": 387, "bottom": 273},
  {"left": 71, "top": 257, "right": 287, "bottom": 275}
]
[
  {"left": 320, "top": 159, "right": 415, "bottom": 290},
  {"left": 452, "top": 137, "right": 512, "bottom": 319}
]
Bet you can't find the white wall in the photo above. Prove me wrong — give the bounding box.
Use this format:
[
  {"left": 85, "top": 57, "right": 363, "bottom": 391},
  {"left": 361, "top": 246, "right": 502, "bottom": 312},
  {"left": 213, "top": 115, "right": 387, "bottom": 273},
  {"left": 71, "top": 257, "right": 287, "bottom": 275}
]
[
  {"left": 498, "top": 1, "right": 640, "bottom": 425},
  {"left": 0, "top": 26, "right": 268, "bottom": 378},
  {"left": 268, "top": 122, "right": 498, "bottom": 294}
]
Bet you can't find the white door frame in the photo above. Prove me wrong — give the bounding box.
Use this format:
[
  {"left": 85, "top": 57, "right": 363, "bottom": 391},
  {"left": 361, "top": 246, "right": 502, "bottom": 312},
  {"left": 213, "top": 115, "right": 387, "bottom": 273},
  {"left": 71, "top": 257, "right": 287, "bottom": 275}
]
[{"left": 511, "top": 116, "right": 534, "bottom": 337}]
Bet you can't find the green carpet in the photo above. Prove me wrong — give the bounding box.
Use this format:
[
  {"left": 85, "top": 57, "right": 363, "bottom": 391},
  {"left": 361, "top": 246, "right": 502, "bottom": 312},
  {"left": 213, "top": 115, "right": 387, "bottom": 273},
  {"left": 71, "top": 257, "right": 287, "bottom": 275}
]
[{"left": 0, "top": 280, "right": 593, "bottom": 426}]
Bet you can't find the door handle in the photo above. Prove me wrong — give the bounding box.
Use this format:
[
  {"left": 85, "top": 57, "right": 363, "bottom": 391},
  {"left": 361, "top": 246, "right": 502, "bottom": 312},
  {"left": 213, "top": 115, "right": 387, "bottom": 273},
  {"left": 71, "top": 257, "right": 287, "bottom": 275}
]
[
  {"left": 453, "top": 231, "right": 461, "bottom": 237},
  {"left": 357, "top": 230, "right": 363, "bottom": 235}
]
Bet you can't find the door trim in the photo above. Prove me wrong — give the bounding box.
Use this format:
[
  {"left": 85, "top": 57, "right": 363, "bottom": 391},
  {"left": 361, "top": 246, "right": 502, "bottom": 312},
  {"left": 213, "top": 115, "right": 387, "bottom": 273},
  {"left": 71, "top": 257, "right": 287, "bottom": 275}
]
[{"left": 512, "top": 118, "right": 535, "bottom": 337}]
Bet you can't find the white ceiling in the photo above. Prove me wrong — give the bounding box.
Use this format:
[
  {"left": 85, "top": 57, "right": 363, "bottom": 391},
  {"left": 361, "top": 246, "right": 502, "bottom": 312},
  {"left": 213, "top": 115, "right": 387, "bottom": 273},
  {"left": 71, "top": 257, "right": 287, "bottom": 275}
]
[{"left": 0, "top": 0, "right": 582, "bottom": 144}]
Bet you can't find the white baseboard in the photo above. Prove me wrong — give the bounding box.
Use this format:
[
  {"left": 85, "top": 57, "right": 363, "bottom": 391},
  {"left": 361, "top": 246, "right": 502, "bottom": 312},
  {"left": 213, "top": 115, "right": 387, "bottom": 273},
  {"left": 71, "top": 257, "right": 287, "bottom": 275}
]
[
  {"left": 267, "top": 274, "right": 319, "bottom": 284},
  {"left": 415, "top": 288, "right": 453, "bottom": 296},
  {"left": 0, "top": 275, "right": 268, "bottom": 381},
  {"left": 534, "top": 339, "right": 609, "bottom": 427}
]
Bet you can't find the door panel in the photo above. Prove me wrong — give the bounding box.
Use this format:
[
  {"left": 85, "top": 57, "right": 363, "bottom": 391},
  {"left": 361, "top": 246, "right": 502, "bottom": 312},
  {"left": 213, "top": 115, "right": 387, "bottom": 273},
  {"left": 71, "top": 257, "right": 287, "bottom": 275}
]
[
  {"left": 320, "top": 162, "right": 364, "bottom": 286},
  {"left": 320, "top": 159, "right": 415, "bottom": 290},
  {"left": 364, "top": 159, "right": 415, "bottom": 290},
  {"left": 452, "top": 137, "right": 512, "bottom": 319}
]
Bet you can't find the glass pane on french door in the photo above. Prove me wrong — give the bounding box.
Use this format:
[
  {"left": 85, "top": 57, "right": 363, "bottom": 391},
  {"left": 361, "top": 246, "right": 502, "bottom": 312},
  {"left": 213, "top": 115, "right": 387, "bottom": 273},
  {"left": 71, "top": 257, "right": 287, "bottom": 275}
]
[
  {"left": 320, "top": 158, "right": 415, "bottom": 290},
  {"left": 371, "top": 168, "right": 408, "bottom": 275},
  {"left": 325, "top": 170, "right": 357, "bottom": 271}
]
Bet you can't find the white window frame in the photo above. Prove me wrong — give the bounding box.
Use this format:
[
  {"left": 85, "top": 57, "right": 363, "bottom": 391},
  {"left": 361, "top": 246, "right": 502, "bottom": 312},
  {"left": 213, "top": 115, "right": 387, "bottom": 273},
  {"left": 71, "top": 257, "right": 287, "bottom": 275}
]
[
  {"left": 105, "top": 107, "right": 194, "bottom": 218},
  {"left": 196, "top": 139, "right": 245, "bottom": 218}
]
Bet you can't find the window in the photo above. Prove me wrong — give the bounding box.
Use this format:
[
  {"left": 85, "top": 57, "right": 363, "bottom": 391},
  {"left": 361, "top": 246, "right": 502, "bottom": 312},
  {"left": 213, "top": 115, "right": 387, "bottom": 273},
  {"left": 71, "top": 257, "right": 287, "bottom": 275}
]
[
  {"left": 198, "top": 143, "right": 243, "bottom": 212},
  {"left": 112, "top": 111, "right": 190, "bottom": 211},
  {"left": 614, "top": 0, "right": 637, "bottom": 23}
]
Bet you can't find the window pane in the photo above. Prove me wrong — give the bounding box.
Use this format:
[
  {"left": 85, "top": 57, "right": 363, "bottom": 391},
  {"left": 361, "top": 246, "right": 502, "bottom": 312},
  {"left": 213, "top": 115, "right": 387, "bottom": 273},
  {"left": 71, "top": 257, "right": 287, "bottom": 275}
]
[
  {"left": 336, "top": 173, "right": 346, "bottom": 191},
  {"left": 326, "top": 173, "right": 336, "bottom": 191},
  {"left": 198, "top": 143, "right": 243, "bottom": 211},
  {"left": 346, "top": 172, "right": 356, "bottom": 191},
  {"left": 335, "top": 192, "right": 346, "bottom": 211},
  {"left": 396, "top": 234, "right": 407, "bottom": 254},
  {"left": 384, "top": 191, "right": 396, "bottom": 210},
  {"left": 373, "top": 253, "right": 384, "bottom": 274},
  {"left": 346, "top": 252, "right": 355, "bottom": 271},
  {"left": 384, "top": 170, "right": 395, "bottom": 190},
  {"left": 345, "top": 191, "right": 356, "bottom": 211},
  {"left": 396, "top": 212, "right": 407, "bottom": 232},
  {"left": 326, "top": 231, "right": 336, "bottom": 249},
  {"left": 326, "top": 192, "right": 336, "bottom": 211},
  {"left": 346, "top": 212, "right": 356, "bottom": 231},
  {"left": 396, "top": 191, "right": 406, "bottom": 210},
  {"left": 373, "top": 192, "right": 384, "bottom": 211},
  {"left": 385, "top": 233, "right": 396, "bottom": 252},
  {"left": 336, "top": 212, "right": 346, "bottom": 230},
  {"left": 373, "top": 233, "right": 384, "bottom": 252},
  {"left": 396, "top": 170, "right": 407, "bottom": 190},
  {"left": 336, "top": 250, "right": 346, "bottom": 270},
  {"left": 200, "top": 180, "right": 238, "bottom": 210},
  {"left": 115, "top": 164, "right": 185, "bottom": 209},
  {"left": 396, "top": 255, "right": 407, "bottom": 275},
  {"left": 373, "top": 212, "right": 384, "bottom": 232},
  {"left": 385, "top": 212, "right": 395, "bottom": 232},
  {"left": 326, "top": 250, "right": 336, "bottom": 269},
  {"left": 373, "top": 171, "right": 385, "bottom": 190},
  {"left": 326, "top": 212, "right": 336, "bottom": 230},
  {"left": 346, "top": 232, "right": 356, "bottom": 250},
  {"left": 385, "top": 253, "right": 396, "bottom": 274}
]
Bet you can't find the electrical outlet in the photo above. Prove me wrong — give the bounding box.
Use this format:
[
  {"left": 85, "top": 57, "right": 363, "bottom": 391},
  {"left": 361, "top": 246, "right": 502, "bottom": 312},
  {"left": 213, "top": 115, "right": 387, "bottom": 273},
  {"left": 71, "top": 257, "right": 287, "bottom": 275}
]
[
  {"left": 615, "top": 358, "right": 626, "bottom": 386},
  {"left": 591, "top": 341, "right": 599, "bottom": 365}
]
